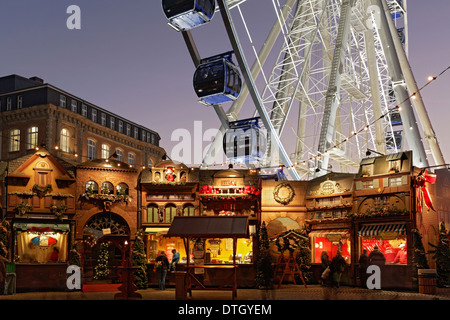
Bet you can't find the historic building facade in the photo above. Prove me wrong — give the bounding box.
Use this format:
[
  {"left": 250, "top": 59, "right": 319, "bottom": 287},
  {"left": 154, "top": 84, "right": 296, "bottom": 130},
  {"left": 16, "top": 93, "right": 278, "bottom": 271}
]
[{"left": 0, "top": 74, "right": 165, "bottom": 168}]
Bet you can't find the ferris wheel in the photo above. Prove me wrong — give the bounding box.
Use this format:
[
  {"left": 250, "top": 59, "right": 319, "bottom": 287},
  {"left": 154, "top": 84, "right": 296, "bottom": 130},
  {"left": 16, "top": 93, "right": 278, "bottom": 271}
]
[{"left": 162, "top": 0, "right": 445, "bottom": 180}]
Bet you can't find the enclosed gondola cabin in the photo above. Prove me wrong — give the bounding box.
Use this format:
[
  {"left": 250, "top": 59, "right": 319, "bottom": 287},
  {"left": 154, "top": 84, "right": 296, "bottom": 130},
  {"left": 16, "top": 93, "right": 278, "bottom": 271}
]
[
  {"left": 162, "top": 0, "right": 216, "bottom": 31},
  {"left": 223, "top": 118, "right": 266, "bottom": 162},
  {"left": 193, "top": 51, "right": 242, "bottom": 106}
]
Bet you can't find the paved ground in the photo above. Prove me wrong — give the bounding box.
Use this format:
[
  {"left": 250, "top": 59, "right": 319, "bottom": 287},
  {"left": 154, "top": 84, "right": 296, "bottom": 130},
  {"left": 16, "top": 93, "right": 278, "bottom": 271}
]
[{"left": 1, "top": 284, "right": 449, "bottom": 300}]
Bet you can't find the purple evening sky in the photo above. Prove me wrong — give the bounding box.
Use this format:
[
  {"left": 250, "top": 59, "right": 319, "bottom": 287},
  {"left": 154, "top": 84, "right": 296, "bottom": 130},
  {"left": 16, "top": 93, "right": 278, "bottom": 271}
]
[{"left": 1, "top": 1, "right": 449, "bottom": 167}]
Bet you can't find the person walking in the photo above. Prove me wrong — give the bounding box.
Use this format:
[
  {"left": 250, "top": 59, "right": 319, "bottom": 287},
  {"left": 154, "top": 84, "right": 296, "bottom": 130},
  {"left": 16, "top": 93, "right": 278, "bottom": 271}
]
[
  {"left": 359, "top": 249, "right": 369, "bottom": 288},
  {"left": 320, "top": 251, "right": 330, "bottom": 286},
  {"left": 154, "top": 251, "right": 169, "bottom": 290},
  {"left": 329, "top": 250, "right": 347, "bottom": 288}
]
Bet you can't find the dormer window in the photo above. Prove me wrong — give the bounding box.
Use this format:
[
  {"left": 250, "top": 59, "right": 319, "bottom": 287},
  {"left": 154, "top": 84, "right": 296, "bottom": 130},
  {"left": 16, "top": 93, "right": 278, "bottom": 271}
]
[
  {"left": 386, "top": 152, "right": 403, "bottom": 173},
  {"left": 360, "top": 157, "right": 375, "bottom": 177}
]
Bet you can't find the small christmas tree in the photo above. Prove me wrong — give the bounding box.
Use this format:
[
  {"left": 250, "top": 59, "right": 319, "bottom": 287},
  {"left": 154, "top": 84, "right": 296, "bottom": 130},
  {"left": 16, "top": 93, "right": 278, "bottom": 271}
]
[
  {"left": 412, "top": 228, "right": 429, "bottom": 283},
  {"left": 295, "top": 226, "right": 312, "bottom": 284},
  {"left": 93, "top": 242, "right": 110, "bottom": 280},
  {"left": 429, "top": 223, "right": 450, "bottom": 287},
  {"left": 0, "top": 219, "right": 10, "bottom": 259},
  {"left": 255, "top": 222, "right": 274, "bottom": 289},
  {"left": 132, "top": 230, "right": 148, "bottom": 289}
]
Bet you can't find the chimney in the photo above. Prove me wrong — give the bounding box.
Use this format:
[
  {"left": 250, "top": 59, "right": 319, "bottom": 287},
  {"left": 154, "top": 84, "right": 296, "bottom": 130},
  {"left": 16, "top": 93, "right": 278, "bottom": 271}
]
[{"left": 29, "top": 76, "right": 44, "bottom": 83}]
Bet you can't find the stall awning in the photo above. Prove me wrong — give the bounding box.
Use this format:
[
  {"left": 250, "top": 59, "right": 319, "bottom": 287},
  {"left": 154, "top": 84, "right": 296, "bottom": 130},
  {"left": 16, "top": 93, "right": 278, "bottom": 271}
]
[
  {"left": 144, "top": 227, "right": 169, "bottom": 236},
  {"left": 309, "top": 229, "right": 350, "bottom": 238},
  {"left": 13, "top": 222, "right": 70, "bottom": 232},
  {"left": 166, "top": 216, "right": 249, "bottom": 238},
  {"left": 358, "top": 223, "right": 406, "bottom": 237}
]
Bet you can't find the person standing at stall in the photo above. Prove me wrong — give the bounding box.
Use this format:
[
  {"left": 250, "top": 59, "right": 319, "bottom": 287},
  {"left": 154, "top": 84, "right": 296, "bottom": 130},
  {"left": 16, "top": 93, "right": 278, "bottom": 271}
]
[
  {"left": 369, "top": 246, "right": 386, "bottom": 266},
  {"left": 154, "top": 251, "right": 169, "bottom": 290},
  {"left": 171, "top": 249, "right": 180, "bottom": 271}
]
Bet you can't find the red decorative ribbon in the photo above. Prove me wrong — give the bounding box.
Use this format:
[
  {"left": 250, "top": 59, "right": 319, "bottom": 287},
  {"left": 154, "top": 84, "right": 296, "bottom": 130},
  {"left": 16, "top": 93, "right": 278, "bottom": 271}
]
[{"left": 416, "top": 170, "right": 436, "bottom": 213}]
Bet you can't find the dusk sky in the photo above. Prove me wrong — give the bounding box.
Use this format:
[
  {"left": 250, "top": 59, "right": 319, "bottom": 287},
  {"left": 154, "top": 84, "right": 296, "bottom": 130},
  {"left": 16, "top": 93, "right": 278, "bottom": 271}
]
[{"left": 1, "top": 1, "right": 449, "bottom": 168}]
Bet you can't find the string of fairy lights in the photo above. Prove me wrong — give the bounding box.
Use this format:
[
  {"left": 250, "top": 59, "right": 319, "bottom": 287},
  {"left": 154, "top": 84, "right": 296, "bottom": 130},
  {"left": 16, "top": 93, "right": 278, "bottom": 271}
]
[
  {"left": 199, "top": 65, "right": 450, "bottom": 175},
  {"left": 2, "top": 66, "right": 449, "bottom": 175}
]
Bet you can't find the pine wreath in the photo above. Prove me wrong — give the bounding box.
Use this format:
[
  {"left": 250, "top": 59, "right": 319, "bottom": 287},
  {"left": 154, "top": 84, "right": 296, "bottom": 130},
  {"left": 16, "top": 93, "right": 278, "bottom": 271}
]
[{"left": 273, "top": 183, "right": 295, "bottom": 205}]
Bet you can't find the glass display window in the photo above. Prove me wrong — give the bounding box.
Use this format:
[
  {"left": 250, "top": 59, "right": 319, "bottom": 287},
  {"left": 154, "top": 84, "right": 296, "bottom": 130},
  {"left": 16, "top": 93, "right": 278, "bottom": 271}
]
[
  {"left": 358, "top": 223, "right": 407, "bottom": 264},
  {"left": 360, "top": 237, "right": 407, "bottom": 264},
  {"left": 16, "top": 229, "right": 68, "bottom": 263},
  {"left": 312, "top": 233, "right": 351, "bottom": 264},
  {"left": 144, "top": 234, "right": 253, "bottom": 265},
  {"left": 145, "top": 234, "right": 187, "bottom": 263},
  {"left": 204, "top": 238, "right": 253, "bottom": 264}
]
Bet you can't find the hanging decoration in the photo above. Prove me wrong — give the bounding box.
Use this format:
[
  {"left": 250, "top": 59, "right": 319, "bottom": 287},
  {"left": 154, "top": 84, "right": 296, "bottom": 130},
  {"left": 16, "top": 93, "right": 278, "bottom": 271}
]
[
  {"left": 273, "top": 183, "right": 295, "bottom": 205},
  {"left": 415, "top": 170, "right": 437, "bottom": 213}
]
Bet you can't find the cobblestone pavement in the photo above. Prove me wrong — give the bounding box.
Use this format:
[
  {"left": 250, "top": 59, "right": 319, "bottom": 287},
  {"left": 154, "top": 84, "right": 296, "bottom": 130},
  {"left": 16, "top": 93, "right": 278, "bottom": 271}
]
[{"left": 1, "top": 284, "right": 449, "bottom": 300}]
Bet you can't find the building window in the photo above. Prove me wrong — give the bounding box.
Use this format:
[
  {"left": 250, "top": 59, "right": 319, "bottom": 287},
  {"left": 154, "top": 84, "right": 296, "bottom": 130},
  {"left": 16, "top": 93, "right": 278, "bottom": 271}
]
[
  {"left": 6, "top": 97, "right": 12, "bottom": 110},
  {"left": 118, "top": 120, "right": 123, "bottom": 133},
  {"left": 134, "top": 127, "right": 138, "bottom": 139},
  {"left": 142, "top": 131, "right": 146, "bottom": 141},
  {"left": 91, "top": 109, "right": 97, "bottom": 123},
  {"left": 87, "top": 139, "right": 96, "bottom": 160},
  {"left": 27, "top": 126, "right": 38, "bottom": 150},
  {"left": 165, "top": 204, "right": 177, "bottom": 223},
  {"left": 388, "top": 177, "right": 403, "bottom": 187},
  {"left": 81, "top": 104, "right": 87, "bottom": 117},
  {"left": 146, "top": 132, "right": 151, "bottom": 143},
  {"left": 101, "top": 144, "right": 110, "bottom": 159},
  {"left": 110, "top": 117, "right": 115, "bottom": 130},
  {"left": 60, "top": 128, "right": 70, "bottom": 153},
  {"left": 361, "top": 164, "right": 373, "bottom": 177},
  {"left": 17, "top": 96, "right": 23, "bottom": 109},
  {"left": 85, "top": 180, "right": 99, "bottom": 194},
  {"left": 101, "top": 181, "right": 114, "bottom": 195},
  {"left": 183, "top": 204, "right": 195, "bottom": 217},
  {"left": 60, "top": 95, "right": 66, "bottom": 108},
  {"left": 116, "top": 183, "right": 129, "bottom": 195},
  {"left": 101, "top": 113, "right": 106, "bottom": 126},
  {"left": 128, "top": 153, "right": 135, "bottom": 167},
  {"left": 116, "top": 149, "right": 124, "bottom": 162},
  {"left": 9, "top": 129, "right": 20, "bottom": 152},
  {"left": 71, "top": 100, "right": 77, "bottom": 113},
  {"left": 389, "top": 160, "right": 401, "bottom": 173},
  {"left": 362, "top": 180, "right": 373, "bottom": 189},
  {"left": 126, "top": 124, "right": 131, "bottom": 136},
  {"left": 147, "top": 204, "right": 159, "bottom": 223}
]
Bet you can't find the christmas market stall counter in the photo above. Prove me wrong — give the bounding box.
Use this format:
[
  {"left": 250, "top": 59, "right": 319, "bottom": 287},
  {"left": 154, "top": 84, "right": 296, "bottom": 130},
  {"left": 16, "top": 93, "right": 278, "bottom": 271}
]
[
  {"left": 164, "top": 216, "right": 253, "bottom": 298},
  {"left": 12, "top": 221, "right": 71, "bottom": 291}
]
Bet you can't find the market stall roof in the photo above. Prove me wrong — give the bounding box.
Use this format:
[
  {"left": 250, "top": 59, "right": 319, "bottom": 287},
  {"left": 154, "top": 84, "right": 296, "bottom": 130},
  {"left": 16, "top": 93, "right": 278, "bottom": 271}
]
[{"left": 166, "top": 216, "right": 249, "bottom": 238}]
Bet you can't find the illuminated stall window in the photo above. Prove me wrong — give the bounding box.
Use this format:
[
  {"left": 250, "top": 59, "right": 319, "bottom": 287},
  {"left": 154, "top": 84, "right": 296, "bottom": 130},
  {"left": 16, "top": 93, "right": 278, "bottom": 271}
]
[
  {"left": 204, "top": 238, "right": 253, "bottom": 264},
  {"left": 144, "top": 230, "right": 186, "bottom": 264},
  {"left": 358, "top": 223, "right": 407, "bottom": 264},
  {"left": 310, "top": 230, "right": 351, "bottom": 264},
  {"left": 14, "top": 224, "right": 70, "bottom": 264}
]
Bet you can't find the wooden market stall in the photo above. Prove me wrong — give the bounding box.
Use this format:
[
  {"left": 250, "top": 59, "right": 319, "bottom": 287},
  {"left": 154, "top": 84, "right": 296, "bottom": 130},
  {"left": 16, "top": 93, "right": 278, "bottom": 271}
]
[{"left": 166, "top": 215, "right": 249, "bottom": 299}]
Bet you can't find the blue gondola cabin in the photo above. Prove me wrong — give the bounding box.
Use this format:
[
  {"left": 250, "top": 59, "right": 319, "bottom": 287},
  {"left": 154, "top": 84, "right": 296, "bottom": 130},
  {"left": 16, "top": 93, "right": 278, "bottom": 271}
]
[
  {"left": 162, "top": 0, "right": 216, "bottom": 31},
  {"left": 223, "top": 118, "right": 266, "bottom": 162},
  {"left": 193, "top": 51, "right": 242, "bottom": 105}
]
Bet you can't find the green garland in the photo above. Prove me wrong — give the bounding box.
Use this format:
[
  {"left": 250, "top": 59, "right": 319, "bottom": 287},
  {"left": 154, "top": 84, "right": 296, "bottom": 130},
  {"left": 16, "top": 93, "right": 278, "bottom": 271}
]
[
  {"left": 32, "top": 184, "right": 52, "bottom": 197},
  {"left": 273, "top": 183, "right": 295, "bottom": 205},
  {"left": 15, "top": 201, "right": 33, "bottom": 216}
]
